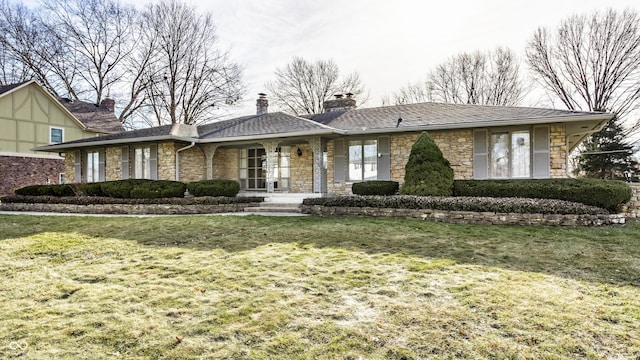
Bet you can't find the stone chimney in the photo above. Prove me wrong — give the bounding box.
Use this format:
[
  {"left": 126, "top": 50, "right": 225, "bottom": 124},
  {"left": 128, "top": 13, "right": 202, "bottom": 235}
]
[
  {"left": 323, "top": 93, "right": 356, "bottom": 113},
  {"left": 100, "top": 98, "right": 115, "bottom": 112},
  {"left": 256, "top": 93, "right": 268, "bottom": 115}
]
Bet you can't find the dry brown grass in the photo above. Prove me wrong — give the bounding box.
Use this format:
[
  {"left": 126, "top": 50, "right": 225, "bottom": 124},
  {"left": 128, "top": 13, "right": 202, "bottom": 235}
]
[{"left": 0, "top": 214, "right": 639, "bottom": 359}]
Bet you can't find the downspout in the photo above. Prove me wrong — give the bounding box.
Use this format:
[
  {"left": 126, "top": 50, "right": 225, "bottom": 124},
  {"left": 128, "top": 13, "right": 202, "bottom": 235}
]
[{"left": 175, "top": 141, "right": 196, "bottom": 182}]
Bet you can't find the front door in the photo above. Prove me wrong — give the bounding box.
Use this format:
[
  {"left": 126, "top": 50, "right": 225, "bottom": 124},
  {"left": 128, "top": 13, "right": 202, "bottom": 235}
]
[{"left": 239, "top": 147, "right": 290, "bottom": 191}]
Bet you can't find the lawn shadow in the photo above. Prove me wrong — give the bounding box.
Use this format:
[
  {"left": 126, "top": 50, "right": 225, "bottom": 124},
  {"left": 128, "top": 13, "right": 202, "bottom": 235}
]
[{"left": 1, "top": 214, "right": 639, "bottom": 287}]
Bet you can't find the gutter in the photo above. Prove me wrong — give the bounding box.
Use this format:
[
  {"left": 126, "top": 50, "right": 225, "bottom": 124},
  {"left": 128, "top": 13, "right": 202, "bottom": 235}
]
[{"left": 175, "top": 141, "right": 196, "bottom": 182}]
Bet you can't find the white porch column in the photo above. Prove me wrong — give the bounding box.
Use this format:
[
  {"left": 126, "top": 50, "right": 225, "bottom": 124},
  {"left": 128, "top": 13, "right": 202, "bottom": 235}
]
[
  {"left": 260, "top": 141, "right": 279, "bottom": 193},
  {"left": 308, "top": 137, "right": 324, "bottom": 193},
  {"left": 202, "top": 144, "right": 218, "bottom": 180}
]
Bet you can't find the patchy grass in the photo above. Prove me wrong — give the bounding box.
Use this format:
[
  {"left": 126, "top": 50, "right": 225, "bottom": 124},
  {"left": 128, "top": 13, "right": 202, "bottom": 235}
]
[{"left": 0, "top": 214, "right": 639, "bottom": 359}]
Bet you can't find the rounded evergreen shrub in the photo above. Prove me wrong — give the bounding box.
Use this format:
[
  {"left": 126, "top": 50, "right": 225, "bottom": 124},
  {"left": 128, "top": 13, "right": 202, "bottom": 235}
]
[
  {"left": 400, "top": 132, "right": 454, "bottom": 196},
  {"left": 352, "top": 181, "right": 399, "bottom": 196},
  {"left": 187, "top": 179, "right": 240, "bottom": 197}
]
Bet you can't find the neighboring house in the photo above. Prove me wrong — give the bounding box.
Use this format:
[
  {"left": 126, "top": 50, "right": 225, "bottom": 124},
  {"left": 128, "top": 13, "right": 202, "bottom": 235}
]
[
  {"left": 0, "top": 80, "right": 123, "bottom": 195},
  {"left": 34, "top": 93, "right": 614, "bottom": 197}
]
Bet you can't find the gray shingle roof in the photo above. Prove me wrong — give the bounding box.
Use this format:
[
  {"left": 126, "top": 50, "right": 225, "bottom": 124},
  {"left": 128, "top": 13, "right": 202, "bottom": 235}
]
[
  {"left": 316, "top": 102, "right": 605, "bottom": 131},
  {"left": 198, "top": 112, "right": 331, "bottom": 139},
  {"left": 0, "top": 81, "right": 30, "bottom": 95},
  {"left": 34, "top": 100, "right": 612, "bottom": 152}
]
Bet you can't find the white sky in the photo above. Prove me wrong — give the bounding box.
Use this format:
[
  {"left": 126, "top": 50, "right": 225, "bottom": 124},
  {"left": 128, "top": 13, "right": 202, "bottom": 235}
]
[
  {"left": 23, "top": 0, "right": 640, "bottom": 117},
  {"left": 195, "top": 0, "right": 640, "bottom": 116}
]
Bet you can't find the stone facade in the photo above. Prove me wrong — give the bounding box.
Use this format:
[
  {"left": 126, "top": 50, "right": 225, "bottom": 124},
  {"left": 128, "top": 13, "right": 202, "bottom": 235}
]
[
  {"left": 624, "top": 184, "right": 640, "bottom": 218},
  {"left": 178, "top": 145, "right": 206, "bottom": 183},
  {"left": 0, "top": 155, "right": 64, "bottom": 195},
  {"left": 328, "top": 130, "right": 474, "bottom": 196},
  {"left": 550, "top": 124, "right": 567, "bottom": 178},
  {"left": 105, "top": 147, "right": 122, "bottom": 181},
  {"left": 212, "top": 148, "right": 239, "bottom": 180},
  {"left": 157, "top": 142, "right": 176, "bottom": 181},
  {"left": 290, "top": 143, "right": 313, "bottom": 193}
]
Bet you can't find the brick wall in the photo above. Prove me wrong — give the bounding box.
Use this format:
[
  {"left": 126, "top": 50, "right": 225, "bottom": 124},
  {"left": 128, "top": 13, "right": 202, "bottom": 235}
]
[{"left": 0, "top": 155, "right": 64, "bottom": 195}]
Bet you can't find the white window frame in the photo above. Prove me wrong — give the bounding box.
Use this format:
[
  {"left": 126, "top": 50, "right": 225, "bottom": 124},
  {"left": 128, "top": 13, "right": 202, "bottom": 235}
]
[
  {"left": 347, "top": 139, "right": 378, "bottom": 182},
  {"left": 487, "top": 128, "right": 533, "bottom": 179},
  {"left": 85, "top": 150, "right": 101, "bottom": 182},
  {"left": 133, "top": 146, "right": 152, "bottom": 179},
  {"left": 50, "top": 126, "right": 64, "bottom": 144}
]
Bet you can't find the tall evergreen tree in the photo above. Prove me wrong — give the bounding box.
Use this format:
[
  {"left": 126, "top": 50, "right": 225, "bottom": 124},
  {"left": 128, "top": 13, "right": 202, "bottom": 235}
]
[
  {"left": 400, "top": 132, "right": 454, "bottom": 196},
  {"left": 574, "top": 117, "right": 637, "bottom": 179}
]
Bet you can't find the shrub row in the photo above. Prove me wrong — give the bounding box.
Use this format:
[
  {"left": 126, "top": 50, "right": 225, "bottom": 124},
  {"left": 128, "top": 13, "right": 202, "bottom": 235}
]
[
  {"left": 351, "top": 181, "right": 399, "bottom": 196},
  {"left": 303, "top": 195, "right": 608, "bottom": 215},
  {"left": 1, "top": 195, "right": 262, "bottom": 205},
  {"left": 187, "top": 180, "right": 240, "bottom": 197},
  {"left": 14, "top": 179, "right": 241, "bottom": 199},
  {"left": 14, "top": 184, "right": 76, "bottom": 197},
  {"left": 453, "top": 179, "right": 632, "bottom": 212}
]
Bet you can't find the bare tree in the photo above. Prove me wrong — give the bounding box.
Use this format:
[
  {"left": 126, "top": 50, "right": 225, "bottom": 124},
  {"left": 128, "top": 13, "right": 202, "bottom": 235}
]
[
  {"left": 141, "top": 0, "right": 244, "bottom": 125},
  {"left": 526, "top": 8, "right": 640, "bottom": 134},
  {"left": 41, "top": 0, "right": 137, "bottom": 105},
  {"left": 386, "top": 48, "right": 525, "bottom": 106},
  {"left": 265, "top": 57, "right": 367, "bottom": 115},
  {"left": 0, "top": 0, "right": 70, "bottom": 95}
]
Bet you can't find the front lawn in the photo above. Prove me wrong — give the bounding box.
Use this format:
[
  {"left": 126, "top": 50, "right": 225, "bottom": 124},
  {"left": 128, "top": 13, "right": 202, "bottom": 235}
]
[{"left": 0, "top": 215, "right": 638, "bottom": 359}]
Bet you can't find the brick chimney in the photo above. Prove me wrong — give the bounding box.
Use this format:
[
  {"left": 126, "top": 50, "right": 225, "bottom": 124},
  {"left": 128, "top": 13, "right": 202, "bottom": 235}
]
[
  {"left": 256, "top": 93, "right": 268, "bottom": 115},
  {"left": 100, "top": 98, "right": 115, "bottom": 112},
  {"left": 323, "top": 93, "right": 356, "bottom": 113}
]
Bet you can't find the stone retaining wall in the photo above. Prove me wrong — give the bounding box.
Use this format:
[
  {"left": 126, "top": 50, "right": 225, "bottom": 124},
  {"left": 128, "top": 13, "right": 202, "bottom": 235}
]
[
  {"left": 0, "top": 202, "right": 261, "bottom": 215},
  {"left": 301, "top": 205, "right": 625, "bottom": 226},
  {"left": 625, "top": 184, "right": 640, "bottom": 219}
]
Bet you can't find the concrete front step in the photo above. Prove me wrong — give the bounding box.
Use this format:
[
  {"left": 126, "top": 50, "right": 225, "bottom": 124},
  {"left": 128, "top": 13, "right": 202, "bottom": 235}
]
[{"left": 244, "top": 202, "right": 302, "bottom": 213}]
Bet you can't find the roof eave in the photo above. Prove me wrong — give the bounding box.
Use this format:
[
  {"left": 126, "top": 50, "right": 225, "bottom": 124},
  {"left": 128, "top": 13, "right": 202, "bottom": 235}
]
[
  {"left": 198, "top": 129, "right": 341, "bottom": 144},
  {"left": 32, "top": 135, "right": 197, "bottom": 152},
  {"left": 343, "top": 113, "right": 614, "bottom": 135}
]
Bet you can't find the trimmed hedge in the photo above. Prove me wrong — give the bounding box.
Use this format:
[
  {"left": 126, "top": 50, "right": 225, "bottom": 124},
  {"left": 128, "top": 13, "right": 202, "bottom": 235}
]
[
  {"left": 0, "top": 195, "right": 262, "bottom": 205},
  {"left": 453, "top": 179, "right": 632, "bottom": 212},
  {"left": 187, "top": 179, "right": 240, "bottom": 197},
  {"left": 14, "top": 184, "right": 75, "bottom": 197},
  {"left": 94, "top": 179, "right": 186, "bottom": 199},
  {"left": 352, "top": 181, "right": 399, "bottom": 196},
  {"left": 303, "top": 195, "right": 608, "bottom": 215}
]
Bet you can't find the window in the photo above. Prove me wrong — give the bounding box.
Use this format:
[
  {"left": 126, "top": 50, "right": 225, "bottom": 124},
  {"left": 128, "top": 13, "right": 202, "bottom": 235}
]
[
  {"left": 86, "top": 151, "right": 100, "bottom": 182},
  {"left": 475, "top": 127, "right": 548, "bottom": 179},
  {"left": 348, "top": 140, "right": 377, "bottom": 181},
  {"left": 134, "top": 146, "right": 152, "bottom": 179},
  {"left": 50, "top": 127, "right": 63, "bottom": 144},
  {"left": 490, "top": 130, "right": 531, "bottom": 179},
  {"left": 59, "top": 173, "right": 66, "bottom": 184}
]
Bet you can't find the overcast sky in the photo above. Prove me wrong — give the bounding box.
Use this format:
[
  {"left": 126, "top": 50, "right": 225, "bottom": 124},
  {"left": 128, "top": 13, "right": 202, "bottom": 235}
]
[
  {"left": 24, "top": 0, "right": 639, "bottom": 116},
  {"left": 192, "top": 0, "right": 639, "bottom": 116}
]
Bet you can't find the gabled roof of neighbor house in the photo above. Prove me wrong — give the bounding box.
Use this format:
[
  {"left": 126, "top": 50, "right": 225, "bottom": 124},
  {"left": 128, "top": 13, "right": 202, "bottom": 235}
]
[
  {"left": 34, "top": 99, "right": 614, "bottom": 152},
  {"left": 0, "top": 80, "right": 123, "bottom": 134},
  {"left": 57, "top": 97, "right": 124, "bottom": 134}
]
